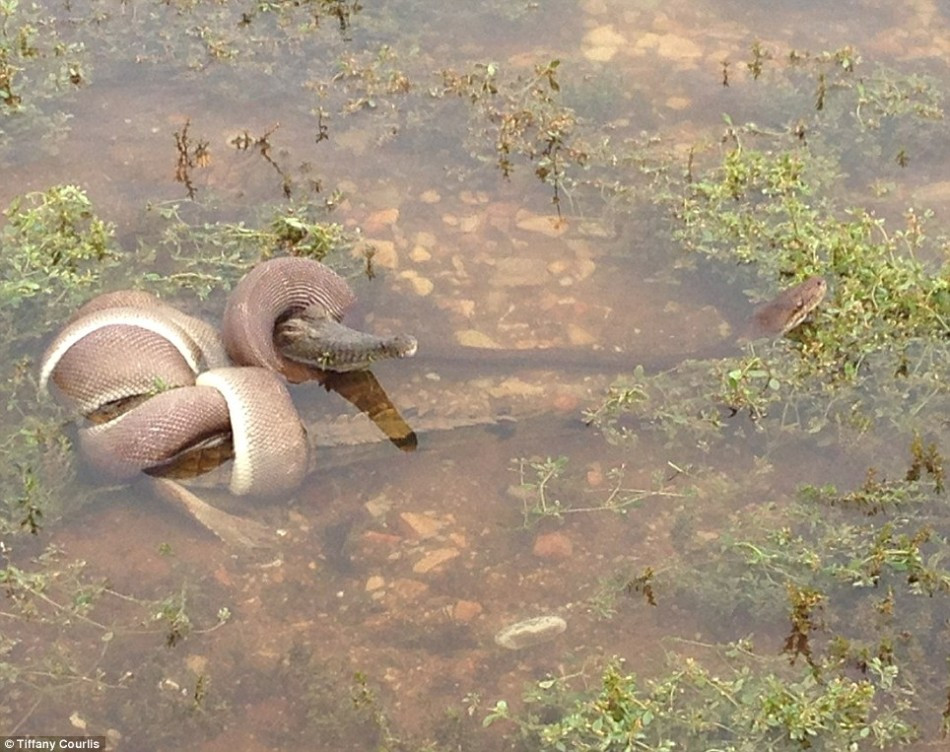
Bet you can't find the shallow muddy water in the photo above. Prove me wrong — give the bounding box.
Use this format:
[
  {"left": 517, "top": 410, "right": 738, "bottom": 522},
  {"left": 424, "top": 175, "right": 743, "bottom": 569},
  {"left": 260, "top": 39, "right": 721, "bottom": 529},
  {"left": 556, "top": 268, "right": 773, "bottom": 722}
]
[{"left": 2, "top": 0, "right": 949, "bottom": 749}]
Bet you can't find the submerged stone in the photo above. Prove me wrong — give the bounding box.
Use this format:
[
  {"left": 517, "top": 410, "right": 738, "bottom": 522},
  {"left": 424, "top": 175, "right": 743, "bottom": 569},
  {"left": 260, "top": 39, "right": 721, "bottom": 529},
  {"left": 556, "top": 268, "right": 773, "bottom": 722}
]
[
  {"left": 494, "top": 615, "right": 567, "bottom": 650},
  {"left": 412, "top": 547, "right": 460, "bottom": 574}
]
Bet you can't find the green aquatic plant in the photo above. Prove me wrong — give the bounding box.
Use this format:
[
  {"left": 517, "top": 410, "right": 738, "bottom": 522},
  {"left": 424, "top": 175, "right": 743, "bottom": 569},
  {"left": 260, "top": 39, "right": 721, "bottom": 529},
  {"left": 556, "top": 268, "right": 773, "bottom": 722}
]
[
  {"left": 0, "top": 185, "right": 115, "bottom": 331},
  {"left": 152, "top": 588, "right": 195, "bottom": 648},
  {"left": 441, "top": 59, "right": 588, "bottom": 215},
  {"left": 683, "top": 447, "right": 947, "bottom": 611},
  {"left": 0, "top": 540, "right": 235, "bottom": 734},
  {"left": 586, "top": 104, "right": 949, "bottom": 452},
  {"left": 251, "top": 0, "right": 363, "bottom": 36},
  {"left": 0, "top": 0, "right": 86, "bottom": 148},
  {"left": 509, "top": 456, "right": 680, "bottom": 528},
  {"left": 556, "top": 434, "right": 947, "bottom": 748},
  {"left": 665, "top": 56, "right": 949, "bottom": 390},
  {"left": 0, "top": 186, "right": 118, "bottom": 531},
  {"left": 334, "top": 44, "right": 412, "bottom": 114},
  {"left": 645, "top": 437, "right": 949, "bottom": 734},
  {"left": 586, "top": 566, "right": 657, "bottom": 620},
  {"left": 139, "top": 199, "right": 351, "bottom": 299},
  {"left": 485, "top": 647, "right": 915, "bottom": 751}
]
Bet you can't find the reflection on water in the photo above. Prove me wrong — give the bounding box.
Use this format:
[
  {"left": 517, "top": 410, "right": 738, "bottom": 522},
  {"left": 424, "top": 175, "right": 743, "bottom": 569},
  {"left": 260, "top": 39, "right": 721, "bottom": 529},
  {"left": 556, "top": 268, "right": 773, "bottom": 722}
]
[{"left": 2, "top": 0, "right": 949, "bottom": 748}]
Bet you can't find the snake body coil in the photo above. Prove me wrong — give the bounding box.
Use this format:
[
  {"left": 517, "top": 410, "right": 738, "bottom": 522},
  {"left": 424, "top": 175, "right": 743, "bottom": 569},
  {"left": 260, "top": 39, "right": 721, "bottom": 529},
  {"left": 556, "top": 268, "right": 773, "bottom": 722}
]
[{"left": 39, "top": 257, "right": 417, "bottom": 501}]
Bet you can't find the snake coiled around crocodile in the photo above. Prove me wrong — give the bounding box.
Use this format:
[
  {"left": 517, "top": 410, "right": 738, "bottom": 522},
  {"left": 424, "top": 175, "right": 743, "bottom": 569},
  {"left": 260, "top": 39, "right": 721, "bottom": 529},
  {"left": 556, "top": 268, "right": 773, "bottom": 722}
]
[
  {"left": 39, "top": 256, "right": 418, "bottom": 541},
  {"left": 39, "top": 263, "right": 825, "bottom": 545}
]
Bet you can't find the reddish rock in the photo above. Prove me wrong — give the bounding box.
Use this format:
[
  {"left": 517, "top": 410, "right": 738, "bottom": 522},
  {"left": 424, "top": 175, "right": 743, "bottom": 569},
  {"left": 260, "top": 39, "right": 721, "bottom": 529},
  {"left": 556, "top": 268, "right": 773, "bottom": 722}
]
[
  {"left": 364, "top": 207, "right": 400, "bottom": 234},
  {"left": 213, "top": 565, "right": 233, "bottom": 587},
  {"left": 586, "top": 465, "right": 605, "bottom": 488},
  {"left": 552, "top": 393, "right": 579, "bottom": 412},
  {"left": 452, "top": 600, "right": 483, "bottom": 622},
  {"left": 361, "top": 530, "right": 402, "bottom": 547},
  {"left": 533, "top": 532, "right": 574, "bottom": 560},
  {"left": 389, "top": 578, "right": 429, "bottom": 602}
]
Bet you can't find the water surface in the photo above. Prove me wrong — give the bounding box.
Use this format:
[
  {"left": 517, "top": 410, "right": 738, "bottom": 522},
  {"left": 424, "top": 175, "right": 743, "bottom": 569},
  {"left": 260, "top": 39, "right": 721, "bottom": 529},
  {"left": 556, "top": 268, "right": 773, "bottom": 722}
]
[{"left": 2, "top": 0, "right": 948, "bottom": 748}]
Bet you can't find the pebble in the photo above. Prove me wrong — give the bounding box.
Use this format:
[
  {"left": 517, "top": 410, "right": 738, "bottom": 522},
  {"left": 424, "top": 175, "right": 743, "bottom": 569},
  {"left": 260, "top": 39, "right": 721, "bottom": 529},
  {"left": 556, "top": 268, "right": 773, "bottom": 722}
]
[
  {"left": 458, "top": 215, "right": 481, "bottom": 233},
  {"left": 487, "top": 377, "right": 544, "bottom": 399},
  {"left": 453, "top": 600, "right": 483, "bottom": 622},
  {"left": 70, "top": 711, "right": 87, "bottom": 730},
  {"left": 574, "top": 257, "right": 597, "bottom": 281},
  {"left": 584, "top": 24, "right": 627, "bottom": 47},
  {"left": 365, "top": 575, "right": 385, "bottom": 591},
  {"left": 287, "top": 510, "right": 310, "bottom": 531},
  {"left": 515, "top": 211, "right": 567, "bottom": 237},
  {"left": 566, "top": 323, "right": 596, "bottom": 346},
  {"left": 533, "top": 532, "right": 573, "bottom": 559},
  {"left": 494, "top": 615, "right": 567, "bottom": 650},
  {"left": 399, "top": 270, "right": 434, "bottom": 296},
  {"left": 657, "top": 33, "right": 704, "bottom": 62},
  {"left": 213, "top": 565, "right": 234, "bottom": 587},
  {"left": 361, "top": 530, "right": 401, "bottom": 547},
  {"left": 413, "top": 547, "right": 460, "bottom": 574},
  {"left": 390, "top": 578, "right": 429, "bottom": 601},
  {"left": 409, "top": 245, "right": 431, "bottom": 262},
  {"left": 365, "top": 208, "right": 399, "bottom": 233},
  {"left": 552, "top": 393, "right": 579, "bottom": 413},
  {"left": 584, "top": 46, "right": 619, "bottom": 62},
  {"left": 364, "top": 495, "right": 392, "bottom": 518},
  {"left": 635, "top": 32, "right": 703, "bottom": 63},
  {"left": 399, "top": 511, "right": 444, "bottom": 539},
  {"left": 415, "top": 230, "right": 437, "bottom": 246},
  {"left": 587, "top": 465, "right": 605, "bottom": 488},
  {"left": 442, "top": 298, "right": 476, "bottom": 318},
  {"left": 419, "top": 190, "right": 441, "bottom": 204},
  {"left": 455, "top": 329, "right": 501, "bottom": 349},
  {"left": 492, "top": 256, "right": 545, "bottom": 287},
  {"left": 582, "top": 25, "right": 627, "bottom": 62}
]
